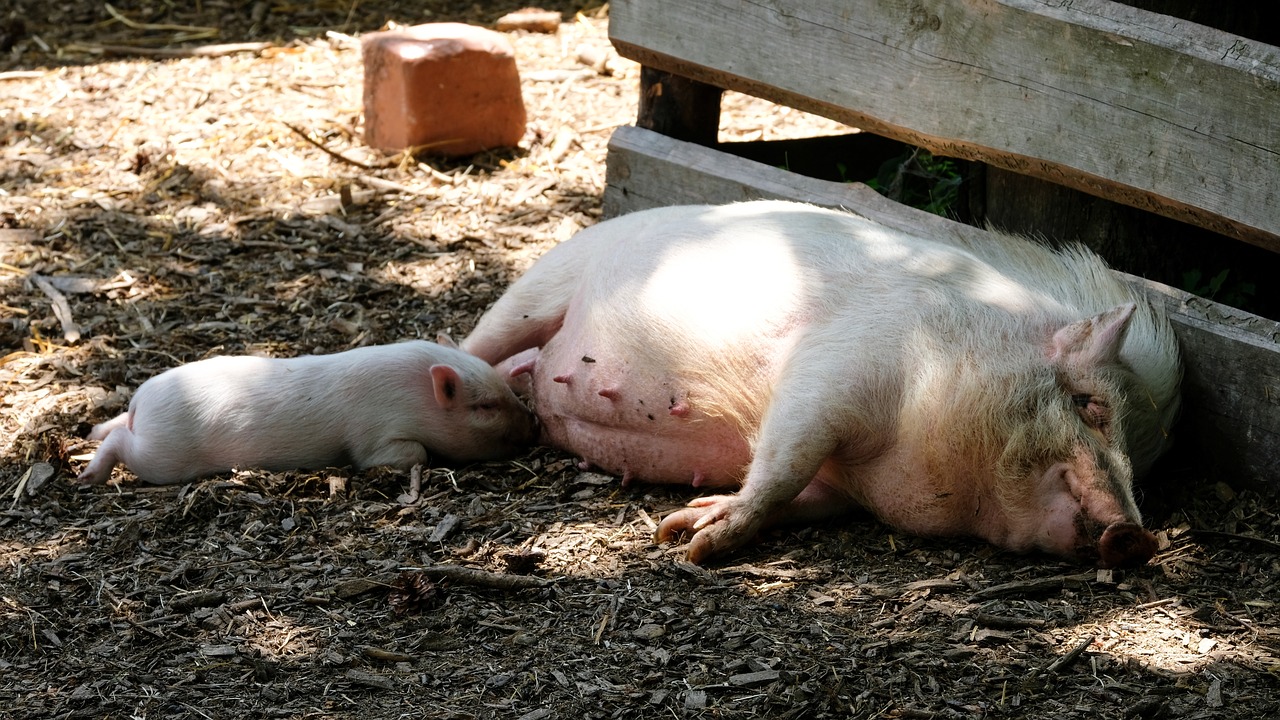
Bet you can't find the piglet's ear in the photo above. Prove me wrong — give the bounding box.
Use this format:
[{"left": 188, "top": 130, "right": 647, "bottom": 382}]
[
  {"left": 430, "top": 364, "right": 463, "bottom": 409},
  {"left": 1049, "top": 302, "right": 1136, "bottom": 369},
  {"left": 436, "top": 333, "right": 459, "bottom": 348}
]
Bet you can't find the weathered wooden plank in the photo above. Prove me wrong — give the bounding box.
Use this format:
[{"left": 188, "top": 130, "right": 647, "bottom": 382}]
[
  {"left": 609, "top": 0, "right": 1280, "bottom": 251},
  {"left": 1129, "top": 277, "right": 1280, "bottom": 485},
  {"left": 603, "top": 126, "right": 879, "bottom": 216},
  {"left": 604, "top": 125, "right": 1280, "bottom": 485}
]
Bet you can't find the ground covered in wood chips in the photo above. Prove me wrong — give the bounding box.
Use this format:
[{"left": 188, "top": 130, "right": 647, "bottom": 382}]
[{"left": 3, "top": 3, "right": 1279, "bottom": 719}]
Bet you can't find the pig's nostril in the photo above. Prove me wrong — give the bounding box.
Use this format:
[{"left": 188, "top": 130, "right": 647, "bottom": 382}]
[{"left": 1097, "top": 522, "right": 1158, "bottom": 569}]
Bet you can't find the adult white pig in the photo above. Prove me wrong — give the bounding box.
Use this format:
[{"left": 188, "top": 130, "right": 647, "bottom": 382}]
[
  {"left": 463, "top": 201, "right": 1182, "bottom": 567},
  {"left": 77, "top": 339, "right": 537, "bottom": 485}
]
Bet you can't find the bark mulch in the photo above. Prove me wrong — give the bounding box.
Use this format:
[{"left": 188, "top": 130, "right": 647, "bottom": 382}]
[{"left": 2, "top": 2, "right": 1278, "bottom": 718}]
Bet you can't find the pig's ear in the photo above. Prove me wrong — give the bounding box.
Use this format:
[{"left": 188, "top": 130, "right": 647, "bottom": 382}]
[
  {"left": 430, "top": 364, "right": 463, "bottom": 409},
  {"left": 436, "top": 333, "right": 458, "bottom": 348},
  {"left": 1049, "top": 303, "right": 1136, "bottom": 368}
]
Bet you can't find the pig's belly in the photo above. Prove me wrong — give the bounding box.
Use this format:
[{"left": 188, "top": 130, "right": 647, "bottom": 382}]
[{"left": 532, "top": 343, "right": 752, "bottom": 488}]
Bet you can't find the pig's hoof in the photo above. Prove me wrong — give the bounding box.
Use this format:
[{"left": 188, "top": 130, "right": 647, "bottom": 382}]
[
  {"left": 656, "top": 495, "right": 734, "bottom": 543},
  {"left": 76, "top": 472, "right": 106, "bottom": 485},
  {"left": 656, "top": 507, "right": 723, "bottom": 564},
  {"left": 656, "top": 499, "right": 755, "bottom": 565},
  {"left": 655, "top": 507, "right": 703, "bottom": 544}
]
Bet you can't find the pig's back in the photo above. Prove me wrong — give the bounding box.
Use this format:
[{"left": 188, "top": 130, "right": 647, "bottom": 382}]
[{"left": 570, "top": 202, "right": 1037, "bottom": 380}]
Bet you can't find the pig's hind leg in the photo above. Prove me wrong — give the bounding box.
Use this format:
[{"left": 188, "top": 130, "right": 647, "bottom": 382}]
[
  {"left": 461, "top": 236, "right": 598, "bottom": 364},
  {"left": 463, "top": 291, "right": 570, "bottom": 365}
]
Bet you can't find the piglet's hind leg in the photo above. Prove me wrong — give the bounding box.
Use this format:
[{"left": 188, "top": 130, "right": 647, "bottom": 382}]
[
  {"left": 87, "top": 412, "right": 129, "bottom": 441},
  {"left": 78, "top": 424, "right": 129, "bottom": 485}
]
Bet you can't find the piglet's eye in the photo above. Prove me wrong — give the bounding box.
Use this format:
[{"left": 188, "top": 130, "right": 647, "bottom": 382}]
[{"left": 1072, "top": 394, "right": 1092, "bottom": 408}]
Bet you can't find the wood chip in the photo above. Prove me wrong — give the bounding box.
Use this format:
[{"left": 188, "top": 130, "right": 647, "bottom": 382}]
[
  {"left": 428, "top": 513, "right": 461, "bottom": 543},
  {"left": 332, "top": 576, "right": 392, "bottom": 599},
  {"left": 404, "top": 564, "right": 552, "bottom": 590},
  {"left": 66, "top": 41, "right": 271, "bottom": 58},
  {"left": 1206, "top": 677, "right": 1224, "bottom": 707},
  {"left": 495, "top": 8, "right": 562, "bottom": 33},
  {"left": 200, "top": 644, "right": 238, "bottom": 657},
  {"left": 171, "top": 590, "right": 227, "bottom": 612},
  {"left": 967, "top": 572, "right": 1092, "bottom": 602},
  {"left": 345, "top": 668, "right": 396, "bottom": 690},
  {"left": 360, "top": 646, "right": 414, "bottom": 663},
  {"left": 729, "top": 669, "right": 781, "bottom": 687},
  {"left": 972, "top": 613, "right": 1046, "bottom": 630},
  {"left": 633, "top": 624, "right": 665, "bottom": 640},
  {"left": 31, "top": 275, "right": 81, "bottom": 343},
  {"left": 10, "top": 462, "right": 54, "bottom": 504},
  {"left": 397, "top": 464, "right": 423, "bottom": 504},
  {"left": 902, "top": 578, "right": 965, "bottom": 593},
  {"left": 1044, "top": 635, "right": 1095, "bottom": 674}
]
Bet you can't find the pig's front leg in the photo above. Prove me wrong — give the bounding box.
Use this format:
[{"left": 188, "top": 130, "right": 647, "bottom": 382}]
[{"left": 656, "top": 388, "right": 846, "bottom": 563}]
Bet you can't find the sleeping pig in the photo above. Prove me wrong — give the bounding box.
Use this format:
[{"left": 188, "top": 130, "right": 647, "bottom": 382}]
[
  {"left": 77, "top": 339, "right": 538, "bottom": 485},
  {"left": 463, "top": 201, "right": 1182, "bottom": 568}
]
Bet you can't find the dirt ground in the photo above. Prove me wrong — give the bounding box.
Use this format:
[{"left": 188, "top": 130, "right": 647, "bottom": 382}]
[{"left": 2, "top": 2, "right": 1279, "bottom": 719}]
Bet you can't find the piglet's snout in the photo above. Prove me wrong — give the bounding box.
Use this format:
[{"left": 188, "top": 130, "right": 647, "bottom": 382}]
[{"left": 1094, "top": 522, "right": 1158, "bottom": 569}]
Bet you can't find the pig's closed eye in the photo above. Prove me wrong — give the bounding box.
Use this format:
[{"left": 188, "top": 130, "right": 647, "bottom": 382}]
[
  {"left": 1071, "top": 393, "right": 1111, "bottom": 431},
  {"left": 473, "top": 401, "right": 499, "bottom": 411}
]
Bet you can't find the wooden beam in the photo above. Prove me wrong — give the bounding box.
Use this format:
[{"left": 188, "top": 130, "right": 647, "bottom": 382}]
[
  {"left": 609, "top": 0, "right": 1280, "bottom": 251},
  {"left": 605, "top": 125, "right": 1280, "bottom": 486}
]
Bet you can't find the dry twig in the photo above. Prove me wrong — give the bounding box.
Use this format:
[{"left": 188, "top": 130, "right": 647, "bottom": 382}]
[
  {"left": 1188, "top": 528, "right": 1280, "bottom": 553},
  {"left": 402, "top": 564, "right": 553, "bottom": 590},
  {"left": 65, "top": 41, "right": 270, "bottom": 58},
  {"left": 283, "top": 121, "right": 377, "bottom": 169},
  {"left": 968, "top": 572, "right": 1093, "bottom": 602},
  {"left": 1044, "top": 635, "right": 1095, "bottom": 674}
]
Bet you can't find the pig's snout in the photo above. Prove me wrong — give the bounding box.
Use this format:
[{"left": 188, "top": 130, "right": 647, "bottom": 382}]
[
  {"left": 1093, "top": 522, "right": 1158, "bottom": 569},
  {"left": 1039, "top": 457, "right": 1155, "bottom": 569}
]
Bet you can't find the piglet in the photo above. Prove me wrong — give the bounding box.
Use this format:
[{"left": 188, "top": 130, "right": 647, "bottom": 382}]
[{"left": 77, "top": 339, "right": 537, "bottom": 485}]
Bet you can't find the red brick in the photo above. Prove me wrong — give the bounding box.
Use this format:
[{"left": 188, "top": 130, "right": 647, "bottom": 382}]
[{"left": 362, "top": 23, "right": 526, "bottom": 156}]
